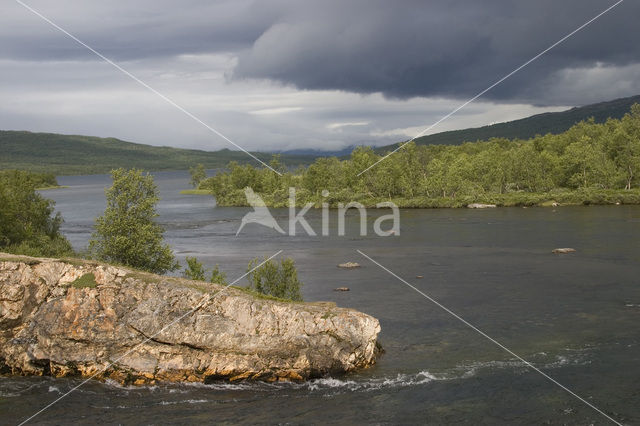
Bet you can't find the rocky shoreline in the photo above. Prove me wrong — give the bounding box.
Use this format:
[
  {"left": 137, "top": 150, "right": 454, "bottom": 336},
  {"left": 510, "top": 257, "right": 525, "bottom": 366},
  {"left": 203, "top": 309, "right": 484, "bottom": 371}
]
[{"left": 0, "top": 254, "right": 381, "bottom": 385}]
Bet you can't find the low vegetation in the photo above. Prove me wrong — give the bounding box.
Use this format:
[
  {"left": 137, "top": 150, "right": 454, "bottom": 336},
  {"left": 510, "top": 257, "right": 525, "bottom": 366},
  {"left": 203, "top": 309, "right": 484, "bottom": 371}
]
[
  {"left": 183, "top": 256, "right": 229, "bottom": 285},
  {"left": 204, "top": 105, "right": 640, "bottom": 208},
  {"left": 209, "top": 264, "right": 228, "bottom": 285},
  {"left": 247, "top": 257, "right": 303, "bottom": 302},
  {"left": 71, "top": 273, "right": 97, "bottom": 289},
  {"left": 183, "top": 256, "right": 206, "bottom": 280}
]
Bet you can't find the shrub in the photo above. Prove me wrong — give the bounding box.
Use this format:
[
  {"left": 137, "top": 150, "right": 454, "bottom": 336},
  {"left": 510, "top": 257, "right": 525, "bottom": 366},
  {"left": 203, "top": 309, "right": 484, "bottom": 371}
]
[
  {"left": 247, "top": 257, "right": 303, "bottom": 301},
  {"left": 0, "top": 170, "right": 73, "bottom": 257},
  {"left": 183, "top": 256, "right": 206, "bottom": 281},
  {"left": 183, "top": 257, "right": 229, "bottom": 286},
  {"left": 210, "top": 264, "right": 228, "bottom": 285},
  {"left": 88, "top": 169, "right": 178, "bottom": 274},
  {"left": 189, "top": 164, "right": 206, "bottom": 188}
]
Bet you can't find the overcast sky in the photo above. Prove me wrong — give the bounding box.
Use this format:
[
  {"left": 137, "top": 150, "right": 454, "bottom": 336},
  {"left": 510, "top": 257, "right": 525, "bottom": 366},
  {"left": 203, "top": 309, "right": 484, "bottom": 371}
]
[{"left": 1, "top": 0, "right": 638, "bottom": 152}]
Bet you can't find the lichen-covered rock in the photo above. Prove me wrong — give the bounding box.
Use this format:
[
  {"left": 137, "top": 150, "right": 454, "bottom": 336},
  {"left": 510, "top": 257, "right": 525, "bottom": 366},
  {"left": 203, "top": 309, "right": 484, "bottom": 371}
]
[{"left": 0, "top": 254, "right": 380, "bottom": 385}]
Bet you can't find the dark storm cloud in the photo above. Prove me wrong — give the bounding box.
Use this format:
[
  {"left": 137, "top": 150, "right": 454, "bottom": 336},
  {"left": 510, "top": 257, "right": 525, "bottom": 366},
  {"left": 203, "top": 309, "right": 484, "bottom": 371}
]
[
  {"left": 232, "top": 0, "right": 640, "bottom": 105},
  {"left": 3, "top": 0, "right": 638, "bottom": 108},
  {"left": 2, "top": 0, "right": 281, "bottom": 61}
]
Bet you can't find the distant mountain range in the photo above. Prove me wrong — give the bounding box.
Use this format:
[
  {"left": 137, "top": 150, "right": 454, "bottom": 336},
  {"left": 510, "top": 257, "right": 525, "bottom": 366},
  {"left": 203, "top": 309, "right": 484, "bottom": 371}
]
[
  {"left": 2, "top": 94, "right": 639, "bottom": 175},
  {"left": 276, "top": 147, "right": 357, "bottom": 157}
]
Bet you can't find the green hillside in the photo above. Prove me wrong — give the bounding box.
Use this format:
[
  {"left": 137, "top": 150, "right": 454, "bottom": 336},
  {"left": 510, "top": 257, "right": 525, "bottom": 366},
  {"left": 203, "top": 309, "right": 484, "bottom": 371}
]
[
  {"left": 0, "top": 131, "right": 315, "bottom": 175},
  {"left": 376, "top": 94, "right": 640, "bottom": 152},
  {"left": 3, "top": 95, "right": 639, "bottom": 175}
]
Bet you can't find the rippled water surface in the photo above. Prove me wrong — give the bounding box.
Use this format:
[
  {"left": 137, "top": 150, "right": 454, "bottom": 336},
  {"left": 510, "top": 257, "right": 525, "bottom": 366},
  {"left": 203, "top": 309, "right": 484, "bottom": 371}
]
[{"left": 3, "top": 171, "right": 640, "bottom": 425}]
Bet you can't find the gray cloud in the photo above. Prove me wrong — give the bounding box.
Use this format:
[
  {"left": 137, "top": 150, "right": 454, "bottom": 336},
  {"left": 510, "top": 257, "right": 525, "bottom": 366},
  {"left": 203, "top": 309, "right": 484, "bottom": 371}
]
[
  {"left": 0, "top": 0, "right": 636, "bottom": 151},
  {"left": 232, "top": 0, "right": 640, "bottom": 105},
  {"left": 2, "top": 0, "right": 278, "bottom": 61},
  {"left": 6, "top": 0, "right": 638, "bottom": 105}
]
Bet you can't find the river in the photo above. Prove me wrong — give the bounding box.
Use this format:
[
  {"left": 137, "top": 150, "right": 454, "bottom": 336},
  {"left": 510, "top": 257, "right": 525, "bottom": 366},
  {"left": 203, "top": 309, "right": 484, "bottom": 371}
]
[{"left": 3, "top": 171, "right": 640, "bottom": 425}]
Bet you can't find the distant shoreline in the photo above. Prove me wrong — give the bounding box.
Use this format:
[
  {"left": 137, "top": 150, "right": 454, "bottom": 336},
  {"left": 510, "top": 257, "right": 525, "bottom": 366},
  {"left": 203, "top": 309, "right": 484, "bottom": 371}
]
[
  {"left": 186, "top": 187, "right": 640, "bottom": 209},
  {"left": 180, "top": 188, "right": 211, "bottom": 195},
  {"left": 36, "top": 185, "right": 68, "bottom": 190}
]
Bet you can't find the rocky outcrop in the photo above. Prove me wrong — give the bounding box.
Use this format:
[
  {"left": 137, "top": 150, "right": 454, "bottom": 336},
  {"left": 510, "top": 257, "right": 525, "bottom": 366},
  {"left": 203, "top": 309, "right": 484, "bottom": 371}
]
[
  {"left": 467, "top": 203, "right": 497, "bottom": 209},
  {"left": 338, "top": 262, "right": 360, "bottom": 269},
  {"left": 552, "top": 248, "right": 576, "bottom": 254},
  {"left": 0, "top": 254, "right": 380, "bottom": 385}
]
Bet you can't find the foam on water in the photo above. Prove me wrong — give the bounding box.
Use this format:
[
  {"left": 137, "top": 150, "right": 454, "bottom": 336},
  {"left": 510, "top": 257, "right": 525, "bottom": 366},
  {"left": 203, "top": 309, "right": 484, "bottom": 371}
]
[
  {"left": 305, "top": 370, "right": 438, "bottom": 392},
  {"left": 0, "top": 347, "right": 594, "bottom": 402},
  {"left": 158, "top": 399, "right": 210, "bottom": 406}
]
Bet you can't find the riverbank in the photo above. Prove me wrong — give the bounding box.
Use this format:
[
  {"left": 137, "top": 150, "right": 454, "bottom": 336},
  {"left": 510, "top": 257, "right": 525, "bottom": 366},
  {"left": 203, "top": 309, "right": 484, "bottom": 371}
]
[
  {"left": 180, "top": 188, "right": 211, "bottom": 195},
  {"left": 200, "top": 187, "right": 640, "bottom": 209},
  {"left": 36, "top": 185, "right": 68, "bottom": 190},
  {"left": 0, "top": 254, "right": 381, "bottom": 385}
]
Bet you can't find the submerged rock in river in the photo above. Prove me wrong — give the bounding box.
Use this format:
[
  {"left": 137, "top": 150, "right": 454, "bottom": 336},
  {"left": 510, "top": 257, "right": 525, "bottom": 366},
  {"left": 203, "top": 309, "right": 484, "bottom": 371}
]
[
  {"left": 552, "top": 248, "right": 576, "bottom": 254},
  {"left": 338, "top": 262, "right": 360, "bottom": 269},
  {"left": 467, "top": 203, "right": 497, "bottom": 209},
  {"left": 0, "top": 254, "right": 380, "bottom": 385}
]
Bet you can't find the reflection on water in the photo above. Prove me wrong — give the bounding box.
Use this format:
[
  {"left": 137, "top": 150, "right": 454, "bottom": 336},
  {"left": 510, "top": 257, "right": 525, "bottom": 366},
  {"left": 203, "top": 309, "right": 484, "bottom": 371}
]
[{"left": 4, "top": 171, "right": 639, "bottom": 424}]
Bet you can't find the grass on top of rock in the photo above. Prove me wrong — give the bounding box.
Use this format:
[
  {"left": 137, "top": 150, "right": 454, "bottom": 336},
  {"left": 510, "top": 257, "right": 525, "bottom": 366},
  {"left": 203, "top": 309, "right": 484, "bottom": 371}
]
[
  {"left": 179, "top": 189, "right": 211, "bottom": 195},
  {"left": 230, "top": 285, "right": 299, "bottom": 303},
  {"left": 71, "top": 273, "right": 97, "bottom": 288}
]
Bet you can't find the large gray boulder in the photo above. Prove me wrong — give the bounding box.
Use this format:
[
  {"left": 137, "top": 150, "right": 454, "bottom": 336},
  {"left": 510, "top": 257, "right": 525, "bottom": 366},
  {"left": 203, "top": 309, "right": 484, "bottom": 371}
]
[{"left": 0, "top": 254, "right": 380, "bottom": 385}]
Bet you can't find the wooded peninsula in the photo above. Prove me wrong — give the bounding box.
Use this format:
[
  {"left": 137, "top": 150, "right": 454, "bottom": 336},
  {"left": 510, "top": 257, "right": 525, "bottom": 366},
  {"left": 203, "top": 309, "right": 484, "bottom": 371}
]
[{"left": 201, "top": 105, "right": 640, "bottom": 208}]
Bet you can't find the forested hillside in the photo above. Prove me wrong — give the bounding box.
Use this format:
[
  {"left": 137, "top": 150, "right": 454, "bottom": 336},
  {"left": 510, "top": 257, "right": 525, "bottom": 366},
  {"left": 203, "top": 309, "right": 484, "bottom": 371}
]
[
  {"left": 0, "top": 131, "right": 315, "bottom": 175},
  {"left": 376, "top": 95, "right": 640, "bottom": 152}
]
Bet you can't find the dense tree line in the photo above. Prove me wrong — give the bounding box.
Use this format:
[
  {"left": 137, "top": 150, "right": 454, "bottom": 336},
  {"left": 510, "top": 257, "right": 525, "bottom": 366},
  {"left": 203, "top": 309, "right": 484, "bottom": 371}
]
[
  {"left": 204, "top": 105, "right": 640, "bottom": 207},
  {"left": 0, "top": 170, "right": 58, "bottom": 189}
]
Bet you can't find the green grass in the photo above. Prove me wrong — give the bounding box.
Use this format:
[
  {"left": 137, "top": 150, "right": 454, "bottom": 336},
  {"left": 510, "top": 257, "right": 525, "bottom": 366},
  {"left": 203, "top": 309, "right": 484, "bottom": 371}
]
[
  {"left": 0, "top": 254, "right": 42, "bottom": 265},
  {"left": 71, "top": 273, "right": 97, "bottom": 288},
  {"left": 216, "top": 188, "right": 640, "bottom": 209},
  {"left": 36, "top": 185, "right": 68, "bottom": 190},
  {"left": 230, "top": 285, "right": 299, "bottom": 303},
  {"left": 0, "top": 254, "right": 336, "bottom": 310},
  {"left": 180, "top": 189, "right": 211, "bottom": 195}
]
